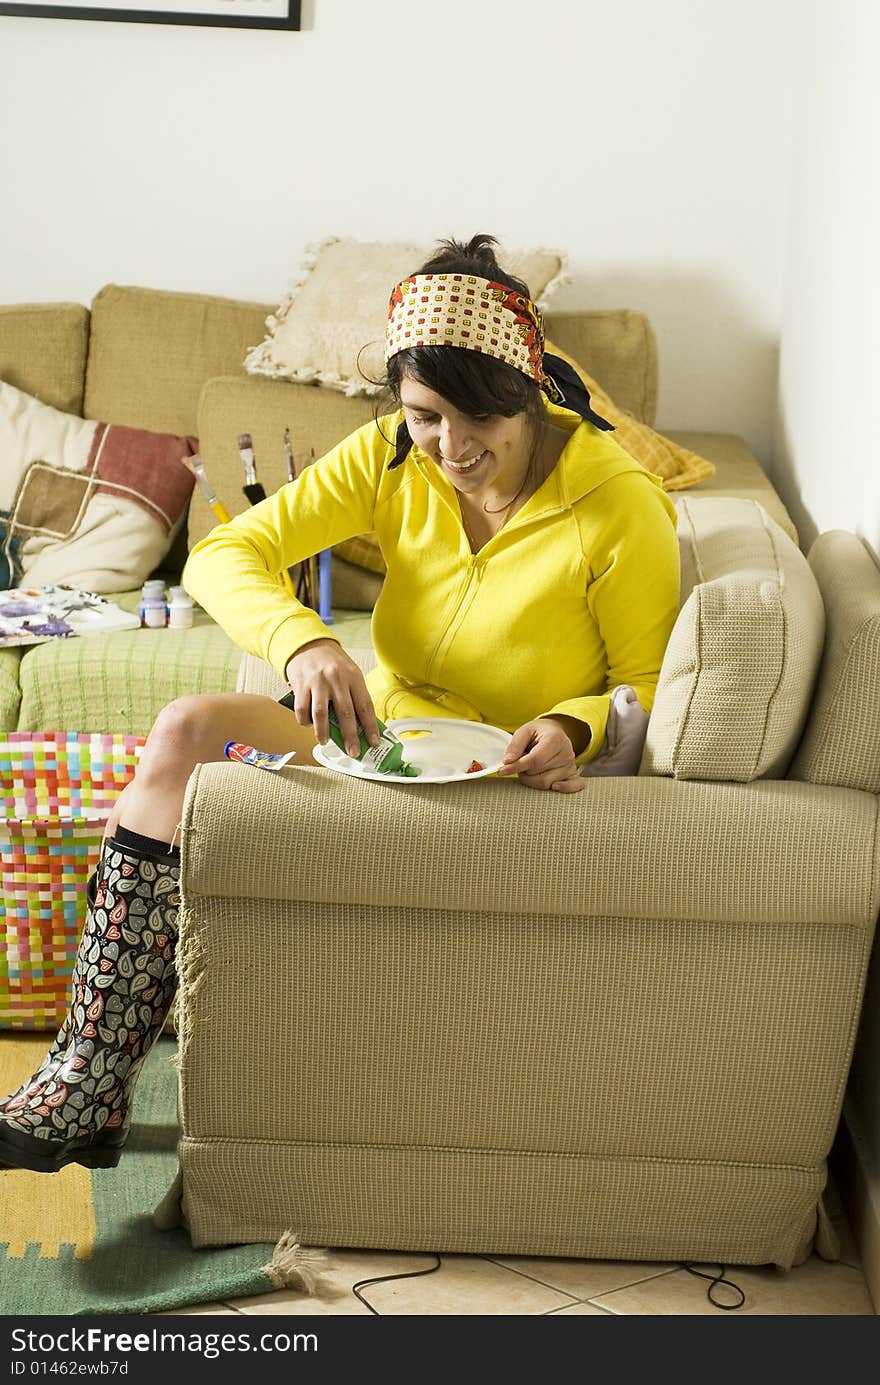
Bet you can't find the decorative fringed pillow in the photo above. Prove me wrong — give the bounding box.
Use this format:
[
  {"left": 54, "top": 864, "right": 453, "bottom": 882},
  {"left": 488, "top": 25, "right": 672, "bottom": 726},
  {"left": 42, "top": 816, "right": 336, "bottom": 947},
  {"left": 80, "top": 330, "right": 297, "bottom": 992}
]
[{"left": 244, "top": 236, "right": 569, "bottom": 396}]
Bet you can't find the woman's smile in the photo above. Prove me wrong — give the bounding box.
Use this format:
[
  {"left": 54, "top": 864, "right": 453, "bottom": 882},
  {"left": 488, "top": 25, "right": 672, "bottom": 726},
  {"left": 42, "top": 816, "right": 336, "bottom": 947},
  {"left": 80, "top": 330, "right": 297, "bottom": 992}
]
[{"left": 441, "top": 449, "right": 489, "bottom": 478}]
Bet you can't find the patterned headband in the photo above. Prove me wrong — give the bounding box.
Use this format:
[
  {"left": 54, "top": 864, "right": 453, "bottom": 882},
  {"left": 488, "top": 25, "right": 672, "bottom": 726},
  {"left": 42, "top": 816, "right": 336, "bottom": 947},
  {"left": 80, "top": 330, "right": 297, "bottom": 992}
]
[
  {"left": 383, "top": 270, "right": 616, "bottom": 468},
  {"left": 385, "top": 273, "right": 547, "bottom": 386}
]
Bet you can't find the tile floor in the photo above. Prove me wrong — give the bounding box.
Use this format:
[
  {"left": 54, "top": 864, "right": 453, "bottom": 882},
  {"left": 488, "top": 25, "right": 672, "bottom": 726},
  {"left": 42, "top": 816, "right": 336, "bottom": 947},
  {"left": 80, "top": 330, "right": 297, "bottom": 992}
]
[{"left": 165, "top": 1182, "right": 875, "bottom": 1317}]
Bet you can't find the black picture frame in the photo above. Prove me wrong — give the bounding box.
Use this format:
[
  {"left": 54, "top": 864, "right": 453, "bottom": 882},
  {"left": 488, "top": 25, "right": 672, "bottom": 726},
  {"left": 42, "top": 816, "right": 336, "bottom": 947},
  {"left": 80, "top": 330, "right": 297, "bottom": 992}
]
[{"left": 0, "top": 0, "right": 300, "bottom": 29}]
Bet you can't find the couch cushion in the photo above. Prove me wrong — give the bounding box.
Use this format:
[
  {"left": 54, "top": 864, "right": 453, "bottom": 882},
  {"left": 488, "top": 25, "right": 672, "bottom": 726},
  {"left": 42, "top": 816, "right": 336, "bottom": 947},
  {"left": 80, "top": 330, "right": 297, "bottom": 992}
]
[
  {"left": 541, "top": 310, "right": 657, "bottom": 426},
  {"left": 789, "top": 531, "right": 880, "bottom": 793},
  {"left": 641, "top": 496, "right": 825, "bottom": 781},
  {"left": 193, "top": 374, "right": 375, "bottom": 547},
  {"left": 671, "top": 432, "right": 798, "bottom": 544},
  {"left": 193, "top": 323, "right": 656, "bottom": 581},
  {"left": 193, "top": 372, "right": 384, "bottom": 608},
  {"left": 84, "top": 285, "right": 270, "bottom": 437},
  {"left": 17, "top": 600, "right": 241, "bottom": 736},
  {"left": 0, "top": 303, "right": 89, "bottom": 416}
]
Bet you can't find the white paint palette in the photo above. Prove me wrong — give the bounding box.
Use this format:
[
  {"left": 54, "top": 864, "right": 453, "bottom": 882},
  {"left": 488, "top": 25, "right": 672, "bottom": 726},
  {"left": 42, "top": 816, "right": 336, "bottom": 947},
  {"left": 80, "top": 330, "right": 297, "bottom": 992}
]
[{"left": 312, "top": 717, "right": 512, "bottom": 784}]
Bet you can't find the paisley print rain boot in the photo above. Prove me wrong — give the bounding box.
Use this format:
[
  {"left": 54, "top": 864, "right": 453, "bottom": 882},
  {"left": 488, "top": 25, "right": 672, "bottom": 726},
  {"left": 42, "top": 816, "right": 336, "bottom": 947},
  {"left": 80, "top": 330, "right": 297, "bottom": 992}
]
[
  {"left": 0, "top": 838, "right": 180, "bottom": 1173},
  {"left": 0, "top": 860, "right": 106, "bottom": 1118}
]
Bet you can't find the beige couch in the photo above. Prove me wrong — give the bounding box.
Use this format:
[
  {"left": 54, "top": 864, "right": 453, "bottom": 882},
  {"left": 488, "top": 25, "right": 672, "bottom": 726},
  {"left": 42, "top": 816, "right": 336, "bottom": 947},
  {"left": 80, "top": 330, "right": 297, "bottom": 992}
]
[
  {"left": 171, "top": 523, "right": 879, "bottom": 1271},
  {"left": 3, "top": 285, "right": 878, "bottom": 1272}
]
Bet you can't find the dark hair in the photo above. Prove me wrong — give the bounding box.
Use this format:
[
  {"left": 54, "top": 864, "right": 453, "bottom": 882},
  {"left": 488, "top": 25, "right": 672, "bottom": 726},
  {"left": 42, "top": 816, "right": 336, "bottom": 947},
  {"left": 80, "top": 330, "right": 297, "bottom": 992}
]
[{"left": 377, "top": 234, "right": 544, "bottom": 426}]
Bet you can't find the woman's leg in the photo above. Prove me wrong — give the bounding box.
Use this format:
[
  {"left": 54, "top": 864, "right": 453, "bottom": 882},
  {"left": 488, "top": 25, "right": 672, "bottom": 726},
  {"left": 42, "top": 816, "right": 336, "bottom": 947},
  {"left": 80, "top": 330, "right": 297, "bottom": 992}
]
[
  {"left": 0, "top": 693, "right": 313, "bottom": 1174},
  {"left": 106, "top": 691, "right": 318, "bottom": 843}
]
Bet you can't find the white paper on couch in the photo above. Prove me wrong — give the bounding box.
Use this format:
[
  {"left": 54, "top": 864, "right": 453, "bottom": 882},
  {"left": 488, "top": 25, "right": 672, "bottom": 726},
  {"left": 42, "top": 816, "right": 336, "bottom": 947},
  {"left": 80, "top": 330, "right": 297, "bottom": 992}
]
[{"left": 0, "top": 586, "right": 141, "bottom": 648}]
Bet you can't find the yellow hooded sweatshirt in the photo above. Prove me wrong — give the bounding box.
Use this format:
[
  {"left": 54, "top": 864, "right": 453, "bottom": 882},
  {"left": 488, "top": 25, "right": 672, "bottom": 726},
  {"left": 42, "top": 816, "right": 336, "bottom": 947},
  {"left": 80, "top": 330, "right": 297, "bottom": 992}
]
[{"left": 183, "top": 403, "right": 680, "bottom": 762}]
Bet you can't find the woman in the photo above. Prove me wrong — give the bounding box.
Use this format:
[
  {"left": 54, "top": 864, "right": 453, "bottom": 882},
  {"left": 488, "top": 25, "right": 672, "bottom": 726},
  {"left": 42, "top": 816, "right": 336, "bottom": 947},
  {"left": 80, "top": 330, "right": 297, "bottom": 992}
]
[{"left": 0, "top": 235, "right": 680, "bottom": 1175}]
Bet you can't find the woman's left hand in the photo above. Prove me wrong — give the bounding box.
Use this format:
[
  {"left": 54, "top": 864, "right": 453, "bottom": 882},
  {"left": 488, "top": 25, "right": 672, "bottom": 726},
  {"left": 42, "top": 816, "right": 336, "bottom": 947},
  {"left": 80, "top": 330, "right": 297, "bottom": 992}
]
[{"left": 497, "top": 717, "right": 586, "bottom": 793}]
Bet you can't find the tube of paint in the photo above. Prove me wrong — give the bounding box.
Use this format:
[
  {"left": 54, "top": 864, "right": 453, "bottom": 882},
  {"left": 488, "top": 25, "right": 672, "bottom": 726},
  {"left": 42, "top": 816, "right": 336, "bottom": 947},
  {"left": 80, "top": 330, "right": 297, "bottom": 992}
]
[
  {"left": 327, "top": 706, "right": 420, "bottom": 777},
  {"left": 224, "top": 741, "right": 296, "bottom": 771}
]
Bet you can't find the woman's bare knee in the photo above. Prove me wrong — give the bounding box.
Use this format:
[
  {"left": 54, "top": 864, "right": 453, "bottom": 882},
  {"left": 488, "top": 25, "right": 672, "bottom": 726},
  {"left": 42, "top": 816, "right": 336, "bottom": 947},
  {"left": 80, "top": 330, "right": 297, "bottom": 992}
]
[
  {"left": 113, "top": 698, "right": 221, "bottom": 832},
  {"left": 144, "top": 695, "right": 223, "bottom": 769},
  {"left": 112, "top": 693, "right": 316, "bottom": 844},
  {"left": 137, "top": 692, "right": 315, "bottom": 786}
]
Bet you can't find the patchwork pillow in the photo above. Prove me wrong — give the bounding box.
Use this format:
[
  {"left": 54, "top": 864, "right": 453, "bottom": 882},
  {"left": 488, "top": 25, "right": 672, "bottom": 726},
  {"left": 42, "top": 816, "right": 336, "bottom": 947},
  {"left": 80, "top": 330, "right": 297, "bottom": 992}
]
[
  {"left": 243, "top": 236, "right": 567, "bottom": 395},
  {"left": 0, "top": 381, "right": 197, "bottom": 593},
  {"left": 544, "top": 339, "right": 715, "bottom": 491},
  {"left": 640, "top": 496, "right": 825, "bottom": 781}
]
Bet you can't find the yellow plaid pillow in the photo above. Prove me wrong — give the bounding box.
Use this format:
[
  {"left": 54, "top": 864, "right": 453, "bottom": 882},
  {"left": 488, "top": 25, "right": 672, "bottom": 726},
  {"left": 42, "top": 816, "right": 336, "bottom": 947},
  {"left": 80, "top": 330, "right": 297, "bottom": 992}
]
[{"left": 545, "top": 339, "right": 716, "bottom": 491}]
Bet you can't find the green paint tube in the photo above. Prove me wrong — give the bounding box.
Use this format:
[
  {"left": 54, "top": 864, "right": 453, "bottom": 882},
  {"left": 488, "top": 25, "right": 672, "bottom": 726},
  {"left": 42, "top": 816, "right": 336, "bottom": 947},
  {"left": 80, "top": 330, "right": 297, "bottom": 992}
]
[{"left": 327, "top": 705, "right": 420, "bottom": 776}]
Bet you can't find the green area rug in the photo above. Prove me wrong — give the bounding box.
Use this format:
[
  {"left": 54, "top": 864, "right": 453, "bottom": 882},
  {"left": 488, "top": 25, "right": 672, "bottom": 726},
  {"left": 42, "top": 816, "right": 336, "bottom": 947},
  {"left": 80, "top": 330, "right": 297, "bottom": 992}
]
[{"left": 0, "top": 1035, "right": 284, "bottom": 1315}]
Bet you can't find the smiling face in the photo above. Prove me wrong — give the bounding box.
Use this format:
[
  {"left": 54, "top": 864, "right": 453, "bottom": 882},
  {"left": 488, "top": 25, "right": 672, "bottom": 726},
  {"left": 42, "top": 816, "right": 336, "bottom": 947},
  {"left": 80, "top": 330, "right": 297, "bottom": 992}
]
[{"left": 399, "top": 376, "right": 536, "bottom": 498}]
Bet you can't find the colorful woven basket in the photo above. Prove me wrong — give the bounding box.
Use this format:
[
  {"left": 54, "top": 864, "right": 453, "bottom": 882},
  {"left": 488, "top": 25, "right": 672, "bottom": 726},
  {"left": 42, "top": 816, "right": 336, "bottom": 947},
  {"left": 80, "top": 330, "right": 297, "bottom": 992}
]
[{"left": 0, "top": 732, "right": 145, "bottom": 1031}]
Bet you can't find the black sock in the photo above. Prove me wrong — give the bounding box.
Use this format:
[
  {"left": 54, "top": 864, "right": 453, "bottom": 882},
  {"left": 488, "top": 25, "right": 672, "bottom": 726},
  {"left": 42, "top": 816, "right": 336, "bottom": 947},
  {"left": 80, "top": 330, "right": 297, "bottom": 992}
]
[{"left": 112, "top": 824, "right": 181, "bottom": 864}]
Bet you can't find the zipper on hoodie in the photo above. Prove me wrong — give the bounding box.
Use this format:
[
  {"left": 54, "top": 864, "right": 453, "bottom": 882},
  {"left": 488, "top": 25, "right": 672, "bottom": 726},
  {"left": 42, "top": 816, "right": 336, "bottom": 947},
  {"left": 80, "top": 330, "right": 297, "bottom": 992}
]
[
  {"left": 416, "top": 455, "right": 564, "bottom": 682},
  {"left": 425, "top": 550, "right": 484, "bottom": 685}
]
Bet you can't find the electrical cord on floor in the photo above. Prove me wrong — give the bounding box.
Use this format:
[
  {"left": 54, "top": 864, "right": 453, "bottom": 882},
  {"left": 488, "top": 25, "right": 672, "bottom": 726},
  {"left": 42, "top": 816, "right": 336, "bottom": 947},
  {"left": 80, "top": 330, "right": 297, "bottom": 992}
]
[
  {"left": 352, "top": 1253, "right": 443, "bottom": 1314},
  {"left": 680, "top": 1263, "right": 746, "bottom": 1309},
  {"left": 352, "top": 1252, "right": 743, "bottom": 1313}
]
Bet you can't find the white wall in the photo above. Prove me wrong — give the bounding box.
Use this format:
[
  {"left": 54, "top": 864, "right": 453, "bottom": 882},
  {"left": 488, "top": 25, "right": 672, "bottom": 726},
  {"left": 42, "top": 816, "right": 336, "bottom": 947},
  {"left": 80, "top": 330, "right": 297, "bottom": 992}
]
[
  {"left": 774, "top": 0, "right": 880, "bottom": 557},
  {"left": 0, "top": 0, "right": 801, "bottom": 463},
  {"left": 773, "top": 0, "right": 880, "bottom": 1286},
  {"left": 776, "top": 0, "right": 880, "bottom": 1267}
]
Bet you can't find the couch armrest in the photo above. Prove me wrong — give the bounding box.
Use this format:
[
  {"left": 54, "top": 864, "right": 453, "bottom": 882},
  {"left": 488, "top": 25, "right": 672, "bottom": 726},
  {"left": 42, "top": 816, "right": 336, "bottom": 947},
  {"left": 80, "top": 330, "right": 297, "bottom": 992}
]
[
  {"left": 177, "top": 763, "right": 878, "bottom": 1251},
  {"left": 181, "top": 766, "right": 880, "bottom": 931},
  {"left": 790, "top": 531, "right": 880, "bottom": 793}
]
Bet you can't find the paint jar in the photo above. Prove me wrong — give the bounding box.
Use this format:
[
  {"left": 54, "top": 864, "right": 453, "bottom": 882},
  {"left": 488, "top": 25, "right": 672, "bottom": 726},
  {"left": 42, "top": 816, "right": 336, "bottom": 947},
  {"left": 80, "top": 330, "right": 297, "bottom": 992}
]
[
  {"left": 168, "top": 592, "right": 194, "bottom": 629},
  {"left": 165, "top": 584, "right": 187, "bottom": 625},
  {"left": 139, "top": 579, "right": 166, "bottom": 626},
  {"left": 142, "top": 596, "right": 167, "bottom": 629}
]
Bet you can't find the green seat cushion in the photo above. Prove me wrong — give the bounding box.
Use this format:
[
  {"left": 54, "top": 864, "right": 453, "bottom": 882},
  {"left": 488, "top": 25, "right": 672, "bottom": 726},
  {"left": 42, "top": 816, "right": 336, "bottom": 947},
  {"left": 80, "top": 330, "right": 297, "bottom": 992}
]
[
  {"left": 0, "top": 648, "right": 22, "bottom": 731},
  {"left": 17, "top": 600, "right": 241, "bottom": 736},
  {"left": 11, "top": 598, "right": 374, "bottom": 737},
  {"left": 327, "top": 611, "right": 373, "bottom": 653}
]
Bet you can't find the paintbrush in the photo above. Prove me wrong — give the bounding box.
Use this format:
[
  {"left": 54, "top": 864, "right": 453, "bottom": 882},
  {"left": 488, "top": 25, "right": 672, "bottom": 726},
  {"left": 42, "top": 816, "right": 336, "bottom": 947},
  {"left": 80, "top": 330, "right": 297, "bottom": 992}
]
[
  {"left": 237, "top": 432, "right": 266, "bottom": 505},
  {"left": 183, "top": 454, "right": 232, "bottom": 524},
  {"left": 304, "top": 448, "right": 334, "bottom": 624},
  {"left": 281, "top": 427, "right": 312, "bottom": 604},
  {"left": 283, "top": 427, "right": 296, "bottom": 483},
  {"left": 307, "top": 448, "right": 321, "bottom": 615},
  {"left": 318, "top": 547, "right": 334, "bottom": 626}
]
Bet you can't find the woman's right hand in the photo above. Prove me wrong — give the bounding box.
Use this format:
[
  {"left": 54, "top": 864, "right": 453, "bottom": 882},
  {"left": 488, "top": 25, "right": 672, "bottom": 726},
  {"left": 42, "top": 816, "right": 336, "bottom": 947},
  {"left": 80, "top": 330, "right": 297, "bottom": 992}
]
[{"left": 284, "top": 639, "right": 380, "bottom": 757}]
